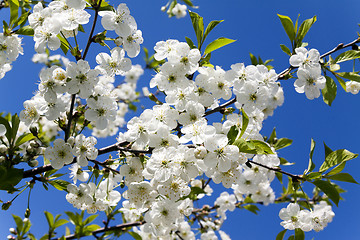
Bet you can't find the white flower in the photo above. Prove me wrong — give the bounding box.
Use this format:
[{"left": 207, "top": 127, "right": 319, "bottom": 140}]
[
  {"left": 72, "top": 134, "right": 98, "bottom": 167},
  {"left": 279, "top": 203, "right": 302, "bottom": 230},
  {"left": 99, "top": 3, "right": 137, "bottom": 37},
  {"left": 346, "top": 80, "right": 360, "bottom": 94},
  {"left": 20, "top": 99, "right": 41, "bottom": 126},
  {"left": 0, "top": 124, "right": 6, "bottom": 136},
  {"left": 171, "top": 3, "right": 187, "bottom": 19},
  {"left": 294, "top": 67, "right": 326, "bottom": 100},
  {"left": 118, "top": 30, "right": 143, "bottom": 58},
  {"left": 45, "top": 138, "right": 73, "bottom": 169},
  {"left": 66, "top": 60, "right": 99, "bottom": 99},
  {"left": 85, "top": 96, "right": 117, "bottom": 130},
  {"left": 69, "top": 163, "right": 89, "bottom": 184},
  {"left": 96, "top": 47, "right": 132, "bottom": 77},
  {"left": 289, "top": 47, "right": 320, "bottom": 69}
]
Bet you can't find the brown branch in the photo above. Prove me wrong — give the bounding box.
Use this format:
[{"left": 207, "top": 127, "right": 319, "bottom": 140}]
[
  {"left": 204, "top": 98, "right": 236, "bottom": 116},
  {"left": 247, "top": 159, "right": 304, "bottom": 181},
  {"left": 277, "top": 37, "right": 360, "bottom": 80},
  {"left": 54, "top": 221, "right": 145, "bottom": 240}
]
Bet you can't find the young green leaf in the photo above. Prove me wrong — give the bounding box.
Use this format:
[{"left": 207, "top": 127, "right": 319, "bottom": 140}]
[
  {"left": 326, "top": 173, "right": 358, "bottom": 184},
  {"left": 335, "top": 50, "right": 360, "bottom": 63},
  {"left": 189, "top": 11, "right": 204, "bottom": 48},
  {"left": 294, "top": 228, "right": 305, "bottom": 240},
  {"left": 15, "top": 25, "right": 34, "bottom": 36},
  {"left": 9, "top": 0, "right": 19, "bottom": 27},
  {"left": 305, "top": 138, "right": 316, "bottom": 174},
  {"left": 227, "top": 125, "right": 239, "bottom": 145},
  {"left": 312, "top": 180, "right": 340, "bottom": 206},
  {"left": 204, "top": 37, "right": 236, "bottom": 55},
  {"left": 321, "top": 76, "right": 337, "bottom": 106},
  {"left": 336, "top": 72, "right": 360, "bottom": 82},
  {"left": 277, "top": 14, "right": 296, "bottom": 42},
  {"left": 203, "top": 20, "right": 223, "bottom": 42},
  {"left": 273, "top": 138, "right": 293, "bottom": 150},
  {"left": 276, "top": 229, "right": 287, "bottom": 240},
  {"left": 296, "top": 16, "right": 317, "bottom": 45},
  {"left": 319, "top": 149, "right": 358, "bottom": 172},
  {"left": 280, "top": 44, "right": 291, "bottom": 55},
  {"left": 239, "top": 108, "right": 249, "bottom": 138}
]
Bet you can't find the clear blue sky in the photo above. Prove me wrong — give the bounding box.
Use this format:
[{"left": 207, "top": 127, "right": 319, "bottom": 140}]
[{"left": 1, "top": 0, "right": 360, "bottom": 239}]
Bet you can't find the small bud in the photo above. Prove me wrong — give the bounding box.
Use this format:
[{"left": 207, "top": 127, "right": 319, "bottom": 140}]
[
  {"left": 25, "top": 208, "right": 31, "bottom": 218},
  {"left": 120, "top": 181, "right": 125, "bottom": 188},
  {"left": 161, "top": 6, "right": 167, "bottom": 11},
  {"left": 9, "top": 228, "right": 16, "bottom": 234},
  {"left": 2, "top": 201, "right": 12, "bottom": 210},
  {"left": 7, "top": 235, "right": 15, "bottom": 240},
  {"left": 0, "top": 144, "right": 7, "bottom": 154},
  {"left": 29, "top": 126, "right": 38, "bottom": 137},
  {"left": 67, "top": 136, "right": 75, "bottom": 146},
  {"left": 28, "top": 160, "right": 38, "bottom": 167}
]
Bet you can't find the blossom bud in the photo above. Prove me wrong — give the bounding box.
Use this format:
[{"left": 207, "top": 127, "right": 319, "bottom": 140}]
[
  {"left": 161, "top": 6, "right": 166, "bottom": 11},
  {"left": 194, "top": 146, "right": 207, "bottom": 159},
  {"left": 25, "top": 208, "right": 31, "bottom": 218},
  {"left": 0, "top": 144, "right": 7, "bottom": 154},
  {"left": 67, "top": 137, "right": 75, "bottom": 147},
  {"left": 29, "top": 126, "right": 38, "bottom": 137},
  {"left": 9, "top": 228, "right": 16, "bottom": 234},
  {"left": 28, "top": 160, "right": 38, "bottom": 167},
  {"left": 2, "top": 201, "right": 12, "bottom": 210},
  {"left": 7, "top": 235, "right": 15, "bottom": 240}
]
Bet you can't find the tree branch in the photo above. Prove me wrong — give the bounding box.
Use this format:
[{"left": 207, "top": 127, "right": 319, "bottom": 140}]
[
  {"left": 277, "top": 37, "right": 360, "bottom": 80},
  {"left": 204, "top": 98, "right": 237, "bottom": 116}
]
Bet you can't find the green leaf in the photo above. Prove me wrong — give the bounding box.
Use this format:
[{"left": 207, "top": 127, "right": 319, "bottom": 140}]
[
  {"left": 44, "top": 211, "right": 54, "bottom": 228},
  {"left": 322, "top": 76, "right": 337, "bottom": 106},
  {"left": 9, "top": 0, "right": 19, "bottom": 27},
  {"left": 204, "top": 37, "right": 236, "bottom": 55},
  {"left": 320, "top": 149, "right": 358, "bottom": 172},
  {"left": 189, "top": 11, "right": 204, "bottom": 48},
  {"left": 240, "top": 108, "right": 249, "bottom": 138},
  {"left": 15, "top": 133, "right": 34, "bottom": 147},
  {"left": 12, "top": 11, "right": 29, "bottom": 28},
  {"left": 0, "top": 115, "right": 12, "bottom": 144},
  {"left": 84, "top": 214, "right": 98, "bottom": 225},
  {"left": 15, "top": 25, "right": 34, "bottom": 36},
  {"left": 13, "top": 214, "right": 23, "bottom": 233},
  {"left": 312, "top": 180, "right": 340, "bottom": 206},
  {"left": 242, "top": 204, "right": 259, "bottom": 214},
  {"left": 227, "top": 125, "right": 239, "bottom": 145},
  {"left": 296, "top": 16, "right": 317, "bottom": 45},
  {"left": 84, "top": 224, "right": 100, "bottom": 232},
  {"left": 273, "top": 138, "right": 293, "bottom": 150},
  {"left": 294, "top": 228, "right": 305, "bottom": 240},
  {"left": 280, "top": 44, "right": 291, "bottom": 55},
  {"left": 0, "top": 167, "right": 23, "bottom": 191},
  {"left": 279, "top": 157, "right": 294, "bottom": 166},
  {"left": 276, "top": 229, "right": 287, "bottom": 240},
  {"left": 129, "top": 231, "right": 143, "bottom": 240},
  {"left": 11, "top": 114, "right": 20, "bottom": 144},
  {"left": 306, "top": 172, "right": 322, "bottom": 180},
  {"left": 249, "top": 52, "right": 258, "bottom": 65},
  {"left": 203, "top": 20, "right": 223, "bottom": 42},
  {"left": 335, "top": 50, "right": 360, "bottom": 63},
  {"left": 247, "top": 140, "right": 274, "bottom": 155},
  {"left": 326, "top": 162, "right": 346, "bottom": 176},
  {"left": 334, "top": 75, "right": 347, "bottom": 91},
  {"left": 326, "top": 173, "right": 358, "bottom": 184},
  {"left": 267, "top": 128, "right": 277, "bottom": 144},
  {"left": 324, "top": 142, "right": 333, "bottom": 159},
  {"left": 337, "top": 72, "right": 360, "bottom": 82},
  {"left": 185, "top": 37, "right": 196, "bottom": 49},
  {"left": 277, "top": 14, "right": 295, "bottom": 41},
  {"left": 182, "top": 0, "right": 194, "bottom": 7},
  {"left": 306, "top": 139, "right": 316, "bottom": 174},
  {"left": 49, "top": 180, "right": 70, "bottom": 191},
  {"left": 54, "top": 219, "right": 68, "bottom": 229},
  {"left": 58, "top": 35, "right": 69, "bottom": 55}
]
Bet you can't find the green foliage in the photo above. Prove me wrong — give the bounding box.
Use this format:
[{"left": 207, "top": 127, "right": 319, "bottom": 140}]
[
  {"left": 312, "top": 180, "right": 340, "bottom": 206},
  {"left": 233, "top": 138, "right": 274, "bottom": 155},
  {"left": 319, "top": 149, "right": 358, "bottom": 172},
  {"left": 204, "top": 37, "right": 236, "bottom": 55},
  {"left": 65, "top": 211, "right": 100, "bottom": 238},
  {"left": 334, "top": 50, "right": 360, "bottom": 63},
  {"left": 0, "top": 166, "right": 23, "bottom": 192},
  {"left": 322, "top": 76, "right": 337, "bottom": 106},
  {"left": 276, "top": 229, "right": 287, "bottom": 240}
]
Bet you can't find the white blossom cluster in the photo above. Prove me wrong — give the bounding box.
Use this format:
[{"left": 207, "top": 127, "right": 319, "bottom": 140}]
[
  {"left": 290, "top": 47, "right": 326, "bottom": 100},
  {"left": 113, "top": 39, "right": 287, "bottom": 238},
  {"left": 0, "top": 33, "right": 23, "bottom": 80},
  {"left": 279, "top": 202, "right": 335, "bottom": 232},
  {"left": 29, "top": 0, "right": 91, "bottom": 53}
]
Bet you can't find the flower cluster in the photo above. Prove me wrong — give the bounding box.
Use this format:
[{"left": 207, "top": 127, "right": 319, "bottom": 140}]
[
  {"left": 0, "top": 33, "right": 23, "bottom": 79},
  {"left": 29, "top": 0, "right": 90, "bottom": 53},
  {"left": 114, "top": 39, "right": 285, "bottom": 238},
  {"left": 279, "top": 202, "right": 335, "bottom": 232},
  {"left": 290, "top": 47, "right": 326, "bottom": 99}
]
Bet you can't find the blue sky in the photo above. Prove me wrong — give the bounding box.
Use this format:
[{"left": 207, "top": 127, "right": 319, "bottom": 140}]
[{"left": 1, "top": 0, "right": 360, "bottom": 239}]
